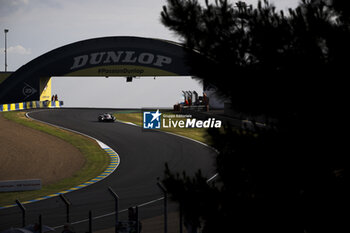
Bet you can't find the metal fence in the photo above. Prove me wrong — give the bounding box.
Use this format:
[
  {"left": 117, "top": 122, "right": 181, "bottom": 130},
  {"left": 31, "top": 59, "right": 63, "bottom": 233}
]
[{"left": 1, "top": 184, "right": 185, "bottom": 233}]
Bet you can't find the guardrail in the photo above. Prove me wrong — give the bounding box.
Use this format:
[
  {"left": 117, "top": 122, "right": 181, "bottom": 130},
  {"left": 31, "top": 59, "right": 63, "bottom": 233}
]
[{"left": 0, "top": 101, "right": 63, "bottom": 112}]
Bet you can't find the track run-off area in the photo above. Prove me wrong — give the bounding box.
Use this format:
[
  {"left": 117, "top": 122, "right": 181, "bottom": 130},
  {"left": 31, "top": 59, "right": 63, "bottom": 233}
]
[{"left": 0, "top": 108, "right": 217, "bottom": 232}]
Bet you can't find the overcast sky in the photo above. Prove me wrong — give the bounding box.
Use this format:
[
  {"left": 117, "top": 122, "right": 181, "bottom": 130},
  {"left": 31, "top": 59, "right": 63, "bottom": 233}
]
[{"left": 0, "top": 0, "right": 300, "bottom": 108}]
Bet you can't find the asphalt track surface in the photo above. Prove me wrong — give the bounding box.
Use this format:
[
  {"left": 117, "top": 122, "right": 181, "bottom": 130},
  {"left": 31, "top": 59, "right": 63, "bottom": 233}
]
[{"left": 0, "top": 108, "right": 217, "bottom": 232}]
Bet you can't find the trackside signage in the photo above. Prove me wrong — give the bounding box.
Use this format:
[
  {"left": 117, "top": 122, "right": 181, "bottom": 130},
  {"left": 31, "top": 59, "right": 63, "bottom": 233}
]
[
  {"left": 0, "top": 179, "right": 41, "bottom": 192},
  {"left": 70, "top": 51, "right": 172, "bottom": 70},
  {"left": 143, "top": 110, "right": 222, "bottom": 129}
]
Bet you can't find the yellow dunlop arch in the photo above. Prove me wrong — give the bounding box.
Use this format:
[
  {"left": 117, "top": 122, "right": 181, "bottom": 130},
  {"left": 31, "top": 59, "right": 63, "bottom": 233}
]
[{"left": 39, "top": 77, "right": 52, "bottom": 101}]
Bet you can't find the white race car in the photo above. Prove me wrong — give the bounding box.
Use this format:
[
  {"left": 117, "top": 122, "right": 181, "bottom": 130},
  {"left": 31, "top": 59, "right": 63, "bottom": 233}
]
[{"left": 98, "top": 113, "right": 116, "bottom": 122}]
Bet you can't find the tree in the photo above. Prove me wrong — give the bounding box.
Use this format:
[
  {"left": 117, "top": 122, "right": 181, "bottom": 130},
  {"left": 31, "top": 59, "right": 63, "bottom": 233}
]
[{"left": 160, "top": 1, "right": 349, "bottom": 232}]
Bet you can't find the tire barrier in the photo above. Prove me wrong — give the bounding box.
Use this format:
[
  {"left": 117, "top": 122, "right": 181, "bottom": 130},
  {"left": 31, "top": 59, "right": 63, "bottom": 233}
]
[{"left": 0, "top": 101, "right": 63, "bottom": 112}]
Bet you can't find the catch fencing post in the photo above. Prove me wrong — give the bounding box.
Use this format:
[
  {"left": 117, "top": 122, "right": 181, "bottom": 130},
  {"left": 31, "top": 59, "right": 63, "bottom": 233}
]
[
  {"left": 179, "top": 201, "right": 183, "bottom": 233},
  {"left": 108, "top": 186, "right": 119, "bottom": 233},
  {"left": 59, "top": 194, "right": 71, "bottom": 223},
  {"left": 135, "top": 206, "right": 139, "bottom": 233},
  {"left": 157, "top": 179, "right": 168, "bottom": 233},
  {"left": 89, "top": 210, "right": 93, "bottom": 233},
  {"left": 15, "top": 200, "right": 26, "bottom": 227},
  {"left": 39, "top": 214, "right": 43, "bottom": 233}
]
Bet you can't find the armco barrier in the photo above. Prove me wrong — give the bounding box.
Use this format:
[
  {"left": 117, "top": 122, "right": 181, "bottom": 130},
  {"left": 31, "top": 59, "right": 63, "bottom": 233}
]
[{"left": 0, "top": 101, "right": 63, "bottom": 112}]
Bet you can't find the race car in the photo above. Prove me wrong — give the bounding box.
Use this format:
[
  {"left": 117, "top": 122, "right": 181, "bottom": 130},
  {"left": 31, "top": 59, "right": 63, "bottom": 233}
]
[{"left": 98, "top": 113, "right": 116, "bottom": 122}]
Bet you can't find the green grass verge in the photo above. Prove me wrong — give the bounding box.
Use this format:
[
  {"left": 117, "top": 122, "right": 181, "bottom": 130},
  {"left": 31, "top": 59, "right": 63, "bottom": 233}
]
[
  {"left": 113, "top": 111, "right": 212, "bottom": 144},
  {"left": 0, "top": 111, "right": 110, "bottom": 207}
]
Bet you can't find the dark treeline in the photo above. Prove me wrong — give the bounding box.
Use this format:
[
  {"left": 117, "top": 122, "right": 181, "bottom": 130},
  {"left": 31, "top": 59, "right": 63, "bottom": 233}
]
[{"left": 160, "top": 1, "right": 349, "bottom": 232}]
